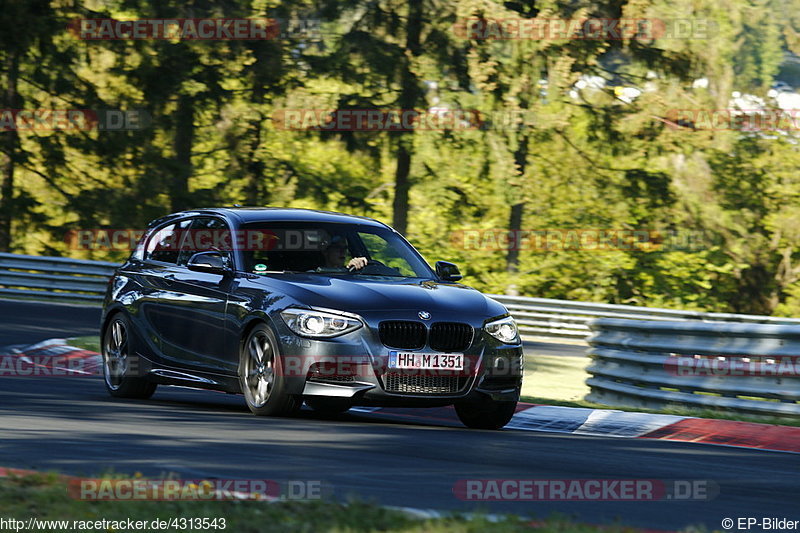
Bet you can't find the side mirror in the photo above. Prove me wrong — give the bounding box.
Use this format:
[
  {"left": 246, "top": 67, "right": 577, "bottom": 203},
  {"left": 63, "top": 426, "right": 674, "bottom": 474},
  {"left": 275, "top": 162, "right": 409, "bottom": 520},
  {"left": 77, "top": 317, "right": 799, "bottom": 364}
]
[
  {"left": 187, "top": 252, "right": 232, "bottom": 275},
  {"left": 435, "top": 260, "right": 462, "bottom": 282}
]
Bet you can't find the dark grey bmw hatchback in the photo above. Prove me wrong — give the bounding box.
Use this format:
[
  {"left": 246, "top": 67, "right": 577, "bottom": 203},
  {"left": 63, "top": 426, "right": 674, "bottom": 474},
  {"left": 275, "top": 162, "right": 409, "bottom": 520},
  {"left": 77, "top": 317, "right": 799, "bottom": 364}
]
[{"left": 101, "top": 207, "right": 523, "bottom": 429}]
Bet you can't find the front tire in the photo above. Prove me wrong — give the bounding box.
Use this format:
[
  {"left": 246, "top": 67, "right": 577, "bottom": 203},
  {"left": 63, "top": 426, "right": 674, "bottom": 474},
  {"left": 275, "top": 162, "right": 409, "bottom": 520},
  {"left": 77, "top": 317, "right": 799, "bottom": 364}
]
[
  {"left": 454, "top": 393, "right": 518, "bottom": 430},
  {"left": 239, "top": 324, "right": 301, "bottom": 417},
  {"left": 102, "top": 313, "right": 157, "bottom": 399}
]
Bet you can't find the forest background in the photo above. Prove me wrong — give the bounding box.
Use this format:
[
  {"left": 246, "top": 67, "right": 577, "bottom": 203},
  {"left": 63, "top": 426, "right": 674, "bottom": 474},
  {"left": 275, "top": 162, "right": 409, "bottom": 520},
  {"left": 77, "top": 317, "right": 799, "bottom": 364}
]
[{"left": 3, "top": 0, "right": 800, "bottom": 316}]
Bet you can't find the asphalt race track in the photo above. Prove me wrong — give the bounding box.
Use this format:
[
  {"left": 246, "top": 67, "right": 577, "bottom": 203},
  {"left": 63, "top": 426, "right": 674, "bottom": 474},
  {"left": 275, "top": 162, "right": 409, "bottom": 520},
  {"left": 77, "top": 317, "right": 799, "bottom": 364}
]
[
  {"left": 1, "top": 299, "right": 799, "bottom": 531},
  {"left": 0, "top": 299, "right": 101, "bottom": 347}
]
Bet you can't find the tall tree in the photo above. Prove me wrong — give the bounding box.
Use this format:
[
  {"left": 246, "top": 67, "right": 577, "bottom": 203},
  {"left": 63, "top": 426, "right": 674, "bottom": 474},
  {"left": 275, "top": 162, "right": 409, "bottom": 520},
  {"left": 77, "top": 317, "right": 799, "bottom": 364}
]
[
  {"left": 0, "top": 0, "right": 65, "bottom": 251},
  {"left": 310, "top": 0, "right": 461, "bottom": 234}
]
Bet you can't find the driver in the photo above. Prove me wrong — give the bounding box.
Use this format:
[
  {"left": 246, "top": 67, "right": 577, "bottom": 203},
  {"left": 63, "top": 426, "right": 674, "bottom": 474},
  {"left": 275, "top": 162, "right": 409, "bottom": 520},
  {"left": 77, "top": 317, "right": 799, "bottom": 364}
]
[{"left": 322, "top": 235, "right": 367, "bottom": 271}]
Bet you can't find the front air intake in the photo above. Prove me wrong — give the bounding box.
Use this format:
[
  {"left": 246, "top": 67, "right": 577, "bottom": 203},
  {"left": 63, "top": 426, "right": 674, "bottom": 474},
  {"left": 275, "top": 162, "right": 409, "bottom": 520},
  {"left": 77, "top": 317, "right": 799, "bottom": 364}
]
[
  {"left": 429, "top": 322, "right": 473, "bottom": 352},
  {"left": 378, "top": 321, "right": 427, "bottom": 350}
]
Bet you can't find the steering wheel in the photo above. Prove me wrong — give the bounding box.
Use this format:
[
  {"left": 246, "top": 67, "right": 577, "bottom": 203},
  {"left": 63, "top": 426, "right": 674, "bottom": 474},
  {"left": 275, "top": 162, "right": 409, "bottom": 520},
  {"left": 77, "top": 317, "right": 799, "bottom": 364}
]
[{"left": 353, "top": 259, "right": 402, "bottom": 276}]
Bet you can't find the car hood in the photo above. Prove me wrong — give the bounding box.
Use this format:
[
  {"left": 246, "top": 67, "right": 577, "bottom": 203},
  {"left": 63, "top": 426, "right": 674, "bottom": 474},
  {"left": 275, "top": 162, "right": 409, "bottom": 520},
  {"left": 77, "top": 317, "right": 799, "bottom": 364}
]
[{"left": 249, "top": 274, "right": 507, "bottom": 318}]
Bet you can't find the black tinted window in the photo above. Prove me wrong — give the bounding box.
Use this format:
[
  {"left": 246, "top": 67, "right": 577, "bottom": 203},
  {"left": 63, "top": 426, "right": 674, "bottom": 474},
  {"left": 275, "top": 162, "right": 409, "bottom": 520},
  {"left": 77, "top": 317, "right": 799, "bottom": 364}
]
[
  {"left": 177, "top": 217, "right": 230, "bottom": 266},
  {"left": 144, "top": 219, "right": 191, "bottom": 264}
]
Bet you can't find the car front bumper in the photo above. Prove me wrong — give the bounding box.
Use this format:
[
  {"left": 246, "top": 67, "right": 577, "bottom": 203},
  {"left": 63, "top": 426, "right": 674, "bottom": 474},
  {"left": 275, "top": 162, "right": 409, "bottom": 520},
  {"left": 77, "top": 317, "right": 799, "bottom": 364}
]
[{"left": 275, "top": 318, "right": 523, "bottom": 406}]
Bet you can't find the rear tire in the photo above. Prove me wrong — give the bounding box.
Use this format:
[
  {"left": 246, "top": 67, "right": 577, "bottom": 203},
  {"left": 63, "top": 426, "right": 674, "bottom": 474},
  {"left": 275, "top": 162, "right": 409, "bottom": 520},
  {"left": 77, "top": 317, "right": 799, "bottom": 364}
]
[
  {"left": 239, "top": 324, "right": 301, "bottom": 417},
  {"left": 305, "top": 397, "right": 353, "bottom": 415},
  {"left": 454, "top": 393, "right": 518, "bottom": 430},
  {"left": 102, "top": 313, "right": 157, "bottom": 399}
]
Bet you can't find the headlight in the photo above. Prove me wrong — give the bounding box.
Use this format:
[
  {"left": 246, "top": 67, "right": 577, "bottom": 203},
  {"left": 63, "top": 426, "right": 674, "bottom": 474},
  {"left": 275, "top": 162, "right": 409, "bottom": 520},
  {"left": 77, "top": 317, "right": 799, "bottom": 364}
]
[
  {"left": 485, "top": 316, "right": 519, "bottom": 343},
  {"left": 280, "top": 308, "right": 363, "bottom": 338}
]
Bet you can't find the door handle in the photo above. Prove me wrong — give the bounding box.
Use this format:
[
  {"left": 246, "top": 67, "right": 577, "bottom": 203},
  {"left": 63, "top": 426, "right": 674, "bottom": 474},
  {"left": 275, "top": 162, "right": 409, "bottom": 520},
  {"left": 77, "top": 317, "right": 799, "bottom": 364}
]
[{"left": 163, "top": 274, "right": 176, "bottom": 285}]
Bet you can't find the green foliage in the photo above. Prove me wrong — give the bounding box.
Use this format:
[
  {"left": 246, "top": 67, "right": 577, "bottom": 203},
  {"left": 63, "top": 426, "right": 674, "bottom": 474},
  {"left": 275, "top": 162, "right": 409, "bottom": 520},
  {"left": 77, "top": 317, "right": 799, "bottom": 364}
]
[
  {"left": 2, "top": 0, "right": 800, "bottom": 315},
  {"left": 2, "top": 472, "right": 683, "bottom": 532}
]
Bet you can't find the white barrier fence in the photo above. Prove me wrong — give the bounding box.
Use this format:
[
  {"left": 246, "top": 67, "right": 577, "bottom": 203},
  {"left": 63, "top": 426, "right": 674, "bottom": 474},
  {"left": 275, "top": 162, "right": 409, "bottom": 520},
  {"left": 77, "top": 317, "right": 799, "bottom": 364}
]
[
  {"left": 586, "top": 318, "right": 800, "bottom": 417},
  {"left": 0, "top": 253, "right": 117, "bottom": 302},
  {"left": 3, "top": 252, "right": 800, "bottom": 340},
  {"left": 488, "top": 294, "right": 800, "bottom": 339}
]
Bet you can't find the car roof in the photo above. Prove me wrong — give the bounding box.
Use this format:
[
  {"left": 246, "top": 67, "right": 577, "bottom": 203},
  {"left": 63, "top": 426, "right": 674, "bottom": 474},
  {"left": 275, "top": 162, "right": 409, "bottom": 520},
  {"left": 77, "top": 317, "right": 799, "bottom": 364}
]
[{"left": 152, "top": 207, "right": 391, "bottom": 229}]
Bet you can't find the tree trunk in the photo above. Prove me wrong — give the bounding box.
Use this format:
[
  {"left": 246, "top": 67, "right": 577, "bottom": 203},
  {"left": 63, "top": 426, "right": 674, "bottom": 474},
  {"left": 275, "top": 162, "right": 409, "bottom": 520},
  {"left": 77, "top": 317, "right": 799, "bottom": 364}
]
[
  {"left": 244, "top": 79, "right": 266, "bottom": 206},
  {"left": 0, "top": 50, "right": 21, "bottom": 252},
  {"left": 392, "top": 139, "right": 412, "bottom": 234},
  {"left": 391, "top": 0, "right": 423, "bottom": 235},
  {"left": 243, "top": 120, "right": 264, "bottom": 206},
  {"left": 243, "top": 34, "right": 282, "bottom": 206},
  {"left": 171, "top": 93, "right": 194, "bottom": 212},
  {"left": 506, "top": 203, "right": 525, "bottom": 268},
  {"left": 733, "top": 263, "right": 778, "bottom": 315},
  {"left": 505, "top": 135, "right": 529, "bottom": 295}
]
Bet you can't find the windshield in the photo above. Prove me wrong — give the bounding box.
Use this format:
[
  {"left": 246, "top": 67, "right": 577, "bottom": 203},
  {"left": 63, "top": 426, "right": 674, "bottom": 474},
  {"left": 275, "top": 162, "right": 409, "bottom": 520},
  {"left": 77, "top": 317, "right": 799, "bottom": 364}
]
[{"left": 239, "top": 222, "right": 434, "bottom": 279}]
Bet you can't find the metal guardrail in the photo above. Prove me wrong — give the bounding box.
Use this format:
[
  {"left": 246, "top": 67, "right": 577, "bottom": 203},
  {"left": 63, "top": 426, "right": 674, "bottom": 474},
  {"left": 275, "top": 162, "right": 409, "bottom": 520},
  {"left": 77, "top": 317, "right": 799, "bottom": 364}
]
[
  {"left": 2, "top": 252, "right": 799, "bottom": 337},
  {"left": 488, "top": 294, "right": 800, "bottom": 339},
  {"left": 0, "top": 253, "right": 117, "bottom": 302},
  {"left": 586, "top": 318, "right": 800, "bottom": 417}
]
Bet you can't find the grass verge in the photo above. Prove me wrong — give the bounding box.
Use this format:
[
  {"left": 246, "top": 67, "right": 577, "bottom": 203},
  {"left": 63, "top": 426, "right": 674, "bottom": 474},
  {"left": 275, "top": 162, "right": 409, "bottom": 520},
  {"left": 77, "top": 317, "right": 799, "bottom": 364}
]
[
  {"left": 522, "top": 354, "right": 591, "bottom": 403},
  {"left": 67, "top": 335, "right": 101, "bottom": 353},
  {"left": 0, "top": 472, "right": 662, "bottom": 533}
]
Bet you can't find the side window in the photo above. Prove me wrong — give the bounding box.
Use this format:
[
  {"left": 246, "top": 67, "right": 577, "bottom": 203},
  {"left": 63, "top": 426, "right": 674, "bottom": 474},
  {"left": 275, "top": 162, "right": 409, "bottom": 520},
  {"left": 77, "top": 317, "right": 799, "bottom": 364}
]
[
  {"left": 177, "top": 217, "right": 232, "bottom": 267},
  {"left": 145, "top": 219, "right": 191, "bottom": 264}
]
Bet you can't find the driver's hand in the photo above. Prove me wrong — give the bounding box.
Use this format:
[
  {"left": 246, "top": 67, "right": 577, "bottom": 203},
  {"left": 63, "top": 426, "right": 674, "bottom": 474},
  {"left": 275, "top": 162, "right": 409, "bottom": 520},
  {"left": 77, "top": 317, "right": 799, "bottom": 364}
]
[{"left": 347, "top": 257, "right": 368, "bottom": 271}]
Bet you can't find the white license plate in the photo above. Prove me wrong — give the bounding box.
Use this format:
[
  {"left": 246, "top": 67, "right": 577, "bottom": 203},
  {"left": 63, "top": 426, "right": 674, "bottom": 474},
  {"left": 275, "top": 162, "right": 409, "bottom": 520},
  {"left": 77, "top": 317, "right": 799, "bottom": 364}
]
[{"left": 388, "top": 351, "right": 464, "bottom": 370}]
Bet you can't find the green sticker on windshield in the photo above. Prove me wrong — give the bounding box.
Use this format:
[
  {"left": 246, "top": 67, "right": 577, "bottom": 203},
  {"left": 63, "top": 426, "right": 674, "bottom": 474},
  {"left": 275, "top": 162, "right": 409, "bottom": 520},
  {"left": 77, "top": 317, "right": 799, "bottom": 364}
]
[{"left": 254, "top": 263, "right": 267, "bottom": 273}]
